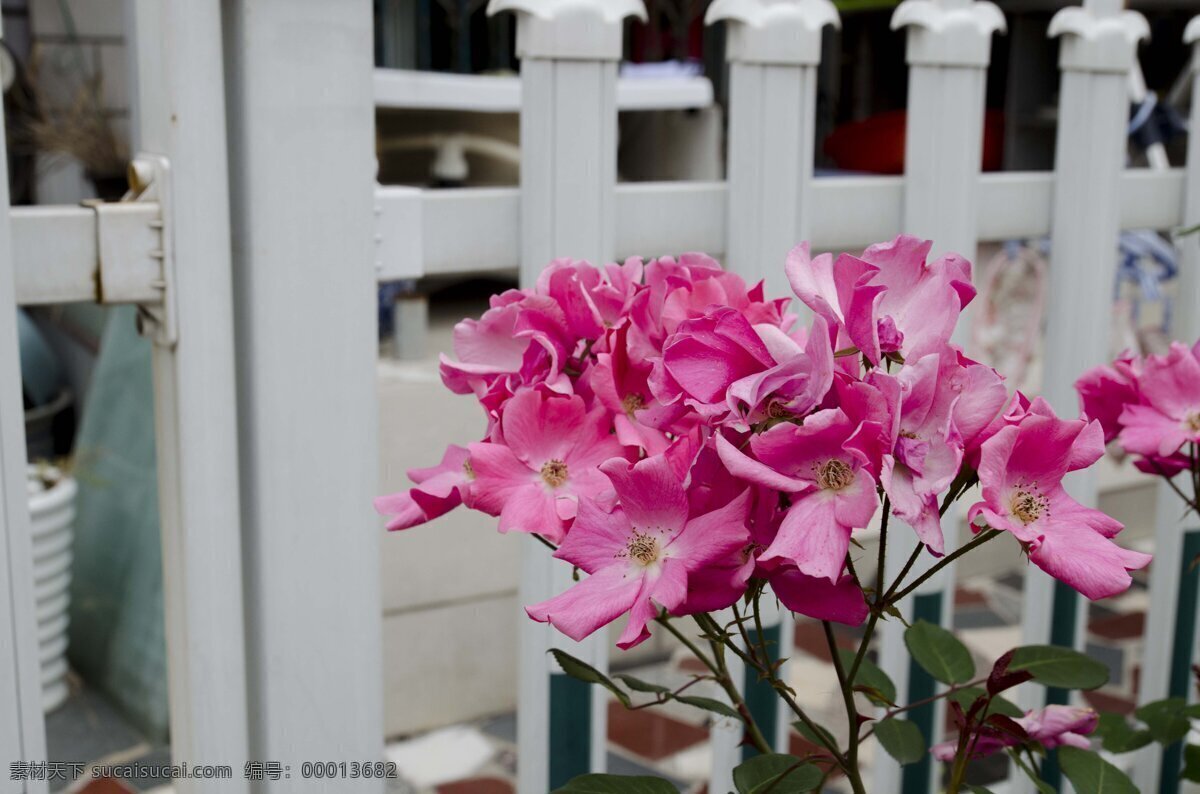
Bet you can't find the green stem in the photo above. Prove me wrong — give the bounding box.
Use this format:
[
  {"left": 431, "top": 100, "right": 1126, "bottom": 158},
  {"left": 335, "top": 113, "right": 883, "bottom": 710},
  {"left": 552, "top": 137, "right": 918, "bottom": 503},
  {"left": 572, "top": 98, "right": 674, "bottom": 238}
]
[
  {"left": 676, "top": 614, "right": 773, "bottom": 755},
  {"left": 890, "top": 529, "right": 1002, "bottom": 603},
  {"left": 825, "top": 620, "right": 866, "bottom": 794},
  {"left": 706, "top": 611, "right": 847, "bottom": 766},
  {"left": 847, "top": 505, "right": 891, "bottom": 689}
]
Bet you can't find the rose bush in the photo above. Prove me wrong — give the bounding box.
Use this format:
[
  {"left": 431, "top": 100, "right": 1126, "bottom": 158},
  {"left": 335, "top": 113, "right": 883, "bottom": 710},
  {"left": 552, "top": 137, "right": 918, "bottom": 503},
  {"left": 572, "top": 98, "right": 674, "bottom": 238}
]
[{"left": 380, "top": 237, "right": 1159, "bottom": 793}]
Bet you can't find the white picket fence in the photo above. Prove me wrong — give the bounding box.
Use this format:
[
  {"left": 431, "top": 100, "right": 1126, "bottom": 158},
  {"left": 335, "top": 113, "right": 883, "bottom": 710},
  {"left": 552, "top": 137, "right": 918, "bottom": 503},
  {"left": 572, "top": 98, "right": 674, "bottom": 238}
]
[{"left": 1, "top": 0, "right": 1198, "bottom": 792}]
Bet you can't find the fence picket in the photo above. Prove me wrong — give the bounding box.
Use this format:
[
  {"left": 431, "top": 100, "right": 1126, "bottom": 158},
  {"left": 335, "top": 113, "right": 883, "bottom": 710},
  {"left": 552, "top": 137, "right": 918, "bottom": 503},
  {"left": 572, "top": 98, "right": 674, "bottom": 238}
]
[
  {"left": 1016, "top": 2, "right": 1150, "bottom": 792},
  {"left": 0, "top": 11, "right": 49, "bottom": 792},
  {"left": 874, "top": 3, "right": 1004, "bottom": 792},
  {"left": 129, "top": 2, "right": 252, "bottom": 788},
  {"left": 1131, "top": 18, "right": 1200, "bottom": 794},
  {"left": 705, "top": 3, "right": 839, "bottom": 785},
  {"left": 486, "top": 1, "right": 647, "bottom": 790}
]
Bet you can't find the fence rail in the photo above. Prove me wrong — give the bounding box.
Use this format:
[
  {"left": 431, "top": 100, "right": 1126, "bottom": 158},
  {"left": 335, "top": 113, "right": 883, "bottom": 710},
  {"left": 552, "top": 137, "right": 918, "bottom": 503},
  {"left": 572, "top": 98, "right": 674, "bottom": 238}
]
[{"left": 15, "top": 167, "right": 1186, "bottom": 306}]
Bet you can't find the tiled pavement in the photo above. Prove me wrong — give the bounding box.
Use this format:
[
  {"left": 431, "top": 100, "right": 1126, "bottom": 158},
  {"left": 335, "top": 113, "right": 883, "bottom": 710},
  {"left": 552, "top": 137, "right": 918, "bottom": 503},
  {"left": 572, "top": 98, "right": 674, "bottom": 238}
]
[{"left": 45, "top": 570, "right": 1149, "bottom": 794}]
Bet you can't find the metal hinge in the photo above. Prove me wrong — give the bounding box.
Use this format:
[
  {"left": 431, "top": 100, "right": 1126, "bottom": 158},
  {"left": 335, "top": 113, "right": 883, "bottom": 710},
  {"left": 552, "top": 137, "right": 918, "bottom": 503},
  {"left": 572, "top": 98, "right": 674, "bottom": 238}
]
[{"left": 88, "top": 153, "right": 177, "bottom": 348}]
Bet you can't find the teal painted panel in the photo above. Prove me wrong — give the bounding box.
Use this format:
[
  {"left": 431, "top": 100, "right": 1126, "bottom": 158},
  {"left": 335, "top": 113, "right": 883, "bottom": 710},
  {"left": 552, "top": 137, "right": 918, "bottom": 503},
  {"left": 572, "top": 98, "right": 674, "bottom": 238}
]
[{"left": 549, "top": 671, "right": 593, "bottom": 788}]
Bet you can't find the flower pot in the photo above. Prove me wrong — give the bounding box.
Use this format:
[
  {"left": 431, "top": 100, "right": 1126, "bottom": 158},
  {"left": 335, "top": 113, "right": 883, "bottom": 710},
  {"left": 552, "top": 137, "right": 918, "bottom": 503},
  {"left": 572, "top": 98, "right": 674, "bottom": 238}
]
[{"left": 27, "top": 467, "right": 76, "bottom": 712}]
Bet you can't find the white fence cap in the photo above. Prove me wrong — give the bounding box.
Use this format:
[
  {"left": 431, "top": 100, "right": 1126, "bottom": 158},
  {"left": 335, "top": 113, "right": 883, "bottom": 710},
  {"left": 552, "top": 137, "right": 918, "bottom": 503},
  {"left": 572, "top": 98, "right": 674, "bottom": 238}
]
[
  {"left": 1049, "top": 0, "right": 1149, "bottom": 73},
  {"left": 891, "top": 0, "right": 1005, "bottom": 67},
  {"left": 705, "top": 0, "right": 839, "bottom": 66},
  {"left": 487, "top": 0, "right": 647, "bottom": 61}
]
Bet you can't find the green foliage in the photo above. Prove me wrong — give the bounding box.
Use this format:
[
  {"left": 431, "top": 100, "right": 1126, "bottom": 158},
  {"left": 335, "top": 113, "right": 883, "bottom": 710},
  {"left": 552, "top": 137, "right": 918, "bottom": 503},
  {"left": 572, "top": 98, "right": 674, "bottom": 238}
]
[
  {"left": 1007, "top": 645, "right": 1109, "bottom": 690},
  {"left": 1094, "top": 712, "right": 1153, "bottom": 753},
  {"left": 612, "top": 674, "right": 670, "bottom": 694},
  {"left": 552, "top": 774, "right": 677, "bottom": 793},
  {"left": 675, "top": 695, "right": 741, "bottom": 720},
  {"left": 905, "top": 620, "right": 975, "bottom": 685},
  {"left": 1135, "top": 698, "right": 1191, "bottom": 745},
  {"left": 549, "top": 649, "right": 631, "bottom": 708},
  {"left": 732, "top": 754, "right": 822, "bottom": 793},
  {"left": 945, "top": 687, "right": 1022, "bottom": 718},
  {"left": 874, "top": 718, "right": 927, "bottom": 765},
  {"left": 551, "top": 650, "right": 739, "bottom": 721},
  {"left": 1057, "top": 747, "right": 1137, "bottom": 793},
  {"left": 837, "top": 649, "right": 897, "bottom": 706},
  {"left": 1181, "top": 744, "right": 1200, "bottom": 783},
  {"left": 792, "top": 720, "right": 838, "bottom": 753}
]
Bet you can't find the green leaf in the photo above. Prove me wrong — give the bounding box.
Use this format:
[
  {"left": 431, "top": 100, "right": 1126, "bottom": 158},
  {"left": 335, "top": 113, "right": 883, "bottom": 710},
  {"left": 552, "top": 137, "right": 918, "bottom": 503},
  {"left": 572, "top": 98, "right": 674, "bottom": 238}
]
[
  {"left": 792, "top": 720, "right": 838, "bottom": 753},
  {"left": 732, "top": 754, "right": 822, "bottom": 793},
  {"left": 675, "top": 695, "right": 741, "bottom": 720},
  {"left": 905, "top": 620, "right": 976, "bottom": 685},
  {"left": 946, "top": 687, "right": 1023, "bottom": 718},
  {"left": 837, "top": 649, "right": 897, "bottom": 706},
  {"left": 1095, "top": 712, "right": 1153, "bottom": 753},
  {"left": 549, "top": 649, "right": 630, "bottom": 708},
  {"left": 874, "top": 718, "right": 927, "bottom": 765},
  {"left": 1058, "top": 747, "right": 1137, "bottom": 793},
  {"left": 1181, "top": 744, "right": 1200, "bottom": 783},
  {"left": 612, "top": 674, "right": 671, "bottom": 695},
  {"left": 552, "top": 773, "right": 678, "bottom": 793},
  {"left": 1135, "top": 698, "right": 1191, "bottom": 746},
  {"left": 1007, "top": 645, "right": 1109, "bottom": 690}
]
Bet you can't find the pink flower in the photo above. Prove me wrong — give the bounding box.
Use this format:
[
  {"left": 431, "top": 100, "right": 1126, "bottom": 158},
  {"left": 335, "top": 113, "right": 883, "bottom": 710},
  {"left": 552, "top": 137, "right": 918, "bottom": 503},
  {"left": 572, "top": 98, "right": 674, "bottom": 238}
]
[
  {"left": 374, "top": 444, "right": 473, "bottom": 531},
  {"left": 526, "top": 455, "right": 751, "bottom": 649},
  {"left": 724, "top": 317, "right": 835, "bottom": 429},
  {"left": 969, "top": 408, "right": 1150, "bottom": 599},
  {"left": 588, "top": 323, "right": 686, "bottom": 455},
  {"left": 467, "top": 389, "right": 627, "bottom": 544},
  {"left": 769, "top": 567, "right": 868, "bottom": 626},
  {"left": 653, "top": 307, "right": 778, "bottom": 418},
  {"left": 716, "top": 409, "right": 879, "bottom": 581},
  {"left": 1117, "top": 342, "right": 1200, "bottom": 459},
  {"left": 786, "top": 236, "right": 974, "bottom": 365},
  {"left": 1075, "top": 352, "right": 1141, "bottom": 443},
  {"left": 931, "top": 705, "right": 1097, "bottom": 761},
  {"left": 653, "top": 309, "right": 833, "bottom": 428},
  {"left": 439, "top": 291, "right": 574, "bottom": 417},
  {"left": 1021, "top": 705, "right": 1098, "bottom": 750}
]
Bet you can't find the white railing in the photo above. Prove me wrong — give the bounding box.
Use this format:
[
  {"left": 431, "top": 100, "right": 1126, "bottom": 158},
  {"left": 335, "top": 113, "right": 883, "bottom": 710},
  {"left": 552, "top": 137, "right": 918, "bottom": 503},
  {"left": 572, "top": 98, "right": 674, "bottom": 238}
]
[{"left": 1, "top": 0, "right": 1198, "bottom": 793}]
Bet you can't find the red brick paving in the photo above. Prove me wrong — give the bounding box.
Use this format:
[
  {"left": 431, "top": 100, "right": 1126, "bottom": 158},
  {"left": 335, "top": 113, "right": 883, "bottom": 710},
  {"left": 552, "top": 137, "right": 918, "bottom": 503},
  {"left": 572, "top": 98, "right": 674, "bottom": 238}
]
[
  {"left": 608, "top": 700, "right": 709, "bottom": 760},
  {"left": 1089, "top": 611, "right": 1146, "bottom": 641}
]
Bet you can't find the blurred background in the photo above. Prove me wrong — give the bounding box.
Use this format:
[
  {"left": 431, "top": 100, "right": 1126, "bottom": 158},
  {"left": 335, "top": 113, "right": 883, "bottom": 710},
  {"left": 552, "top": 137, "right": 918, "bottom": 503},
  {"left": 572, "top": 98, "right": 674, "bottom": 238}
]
[{"left": 7, "top": 0, "right": 1195, "bottom": 791}]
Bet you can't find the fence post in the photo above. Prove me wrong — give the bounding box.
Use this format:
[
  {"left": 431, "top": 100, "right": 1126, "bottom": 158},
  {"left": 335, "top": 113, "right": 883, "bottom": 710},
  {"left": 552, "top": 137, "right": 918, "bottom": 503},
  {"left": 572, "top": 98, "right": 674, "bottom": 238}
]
[
  {"left": 1131, "top": 18, "right": 1200, "bottom": 794},
  {"left": 708, "top": 0, "right": 840, "bottom": 299},
  {"left": 1018, "top": 1, "right": 1148, "bottom": 790},
  {"left": 128, "top": 2, "right": 252, "bottom": 788},
  {"left": 484, "top": 1, "right": 647, "bottom": 791},
  {"left": 221, "top": 1, "right": 384, "bottom": 789},
  {"left": 703, "top": 3, "right": 838, "bottom": 788},
  {"left": 0, "top": 10, "right": 49, "bottom": 790},
  {"left": 875, "top": 2, "right": 1004, "bottom": 791}
]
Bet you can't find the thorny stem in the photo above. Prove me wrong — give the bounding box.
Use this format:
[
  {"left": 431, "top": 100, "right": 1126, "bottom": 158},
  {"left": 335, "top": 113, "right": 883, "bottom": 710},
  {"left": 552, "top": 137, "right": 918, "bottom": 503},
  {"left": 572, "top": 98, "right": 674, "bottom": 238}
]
[
  {"left": 824, "top": 620, "right": 863, "bottom": 788},
  {"left": 666, "top": 613, "right": 773, "bottom": 755},
  {"left": 656, "top": 615, "right": 716, "bottom": 677},
  {"left": 890, "top": 529, "right": 1002, "bottom": 603},
  {"left": 882, "top": 543, "right": 924, "bottom": 603},
  {"left": 859, "top": 676, "right": 988, "bottom": 741},
  {"left": 1154, "top": 453, "right": 1200, "bottom": 519},
  {"left": 846, "top": 505, "right": 891, "bottom": 691},
  {"left": 709, "top": 610, "right": 847, "bottom": 766}
]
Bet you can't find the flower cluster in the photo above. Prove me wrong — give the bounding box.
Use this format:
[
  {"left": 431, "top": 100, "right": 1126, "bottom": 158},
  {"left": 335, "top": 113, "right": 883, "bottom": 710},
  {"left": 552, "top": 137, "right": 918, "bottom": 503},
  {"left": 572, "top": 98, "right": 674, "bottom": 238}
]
[
  {"left": 378, "top": 236, "right": 1148, "bottom": 648},
  {"left": 1077, "top": 340, "right": 1200, "bottom": 481}
]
